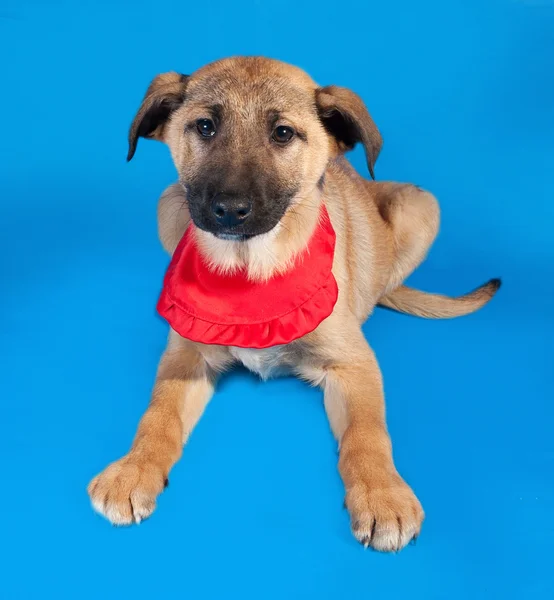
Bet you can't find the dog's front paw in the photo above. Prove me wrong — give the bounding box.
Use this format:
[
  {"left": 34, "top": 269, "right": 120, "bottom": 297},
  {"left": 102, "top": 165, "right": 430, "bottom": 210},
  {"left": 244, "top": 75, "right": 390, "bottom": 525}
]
[
  {"left": 88, "top": 455, "right": 167, "bottom": 525},
  {"left": 345, "top": 472, "right": 424, "bottom": 552}
]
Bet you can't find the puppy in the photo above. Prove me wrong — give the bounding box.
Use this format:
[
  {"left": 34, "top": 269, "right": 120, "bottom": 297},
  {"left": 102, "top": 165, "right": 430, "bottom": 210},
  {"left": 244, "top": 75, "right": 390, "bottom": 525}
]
[{"left": 88, "top": 57, "right": 499, "bottom": 552}]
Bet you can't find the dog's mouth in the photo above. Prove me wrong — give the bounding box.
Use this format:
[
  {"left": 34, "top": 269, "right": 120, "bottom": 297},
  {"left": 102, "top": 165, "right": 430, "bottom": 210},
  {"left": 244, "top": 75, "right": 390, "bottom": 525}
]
[
  {"left": 186, "top": 196, "right": 291, "bottom": 242},
  {"left": 213, "top": 232, "right": 256, "bottom": 242},
  {"left": 193, "top": 220, "right": 277, "bottom": 241}
]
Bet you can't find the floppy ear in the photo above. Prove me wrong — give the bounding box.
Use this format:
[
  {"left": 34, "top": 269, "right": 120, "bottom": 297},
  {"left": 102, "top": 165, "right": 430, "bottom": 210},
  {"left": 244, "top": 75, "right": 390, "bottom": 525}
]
[
  {"left": 315, "top": 85, "right": 383, "bottom": 180},
  {"left": 127, "top": 72, "right": 189, "bottom": 161}
]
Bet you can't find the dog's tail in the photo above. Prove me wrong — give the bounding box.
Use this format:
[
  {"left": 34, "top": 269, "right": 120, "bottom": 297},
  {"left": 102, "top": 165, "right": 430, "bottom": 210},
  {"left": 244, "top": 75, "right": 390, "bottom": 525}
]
[{"left": 378, "top": 278, "right": 501, "bottom": 319}]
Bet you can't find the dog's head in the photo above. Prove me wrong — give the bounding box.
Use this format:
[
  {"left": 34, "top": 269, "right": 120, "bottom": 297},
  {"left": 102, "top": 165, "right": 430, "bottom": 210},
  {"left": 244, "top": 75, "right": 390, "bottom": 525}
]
[{"left": 128, "top": 57, "right": 382, "bottom": 274}]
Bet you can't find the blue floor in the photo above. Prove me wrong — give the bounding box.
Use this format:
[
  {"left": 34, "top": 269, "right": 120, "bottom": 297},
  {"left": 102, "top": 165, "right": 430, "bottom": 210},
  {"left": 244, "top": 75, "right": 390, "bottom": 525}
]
[{"left": 1, "top": 1, "right": 553, "bottom": 598}]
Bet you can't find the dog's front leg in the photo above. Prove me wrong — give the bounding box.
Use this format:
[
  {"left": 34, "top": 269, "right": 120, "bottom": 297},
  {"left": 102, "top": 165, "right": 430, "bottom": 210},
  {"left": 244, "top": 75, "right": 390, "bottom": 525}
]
[
  {"left": 323, "top": 330, "right": 424, "bottom": 552},
  {"left": 88, "top": 332, "right": 215, "bottom": 524}
]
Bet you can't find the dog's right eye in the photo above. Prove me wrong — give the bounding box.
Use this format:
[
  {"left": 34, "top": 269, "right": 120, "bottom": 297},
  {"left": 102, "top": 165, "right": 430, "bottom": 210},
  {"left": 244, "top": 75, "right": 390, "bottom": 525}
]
[{"left": 196, "top": 119, "right": 216, "bottom": 138}]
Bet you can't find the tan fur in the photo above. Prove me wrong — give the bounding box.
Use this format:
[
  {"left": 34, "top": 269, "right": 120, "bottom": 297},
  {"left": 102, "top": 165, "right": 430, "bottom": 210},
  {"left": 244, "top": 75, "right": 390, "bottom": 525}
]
[{"left": 88, "top": 57, "right": 499, "bottom": 551}]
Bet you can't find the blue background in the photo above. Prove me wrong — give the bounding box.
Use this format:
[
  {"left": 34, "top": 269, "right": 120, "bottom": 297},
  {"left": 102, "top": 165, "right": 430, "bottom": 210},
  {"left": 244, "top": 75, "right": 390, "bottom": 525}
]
[{"left": 1, "top": 0, "right": 553, "bottom": 598}]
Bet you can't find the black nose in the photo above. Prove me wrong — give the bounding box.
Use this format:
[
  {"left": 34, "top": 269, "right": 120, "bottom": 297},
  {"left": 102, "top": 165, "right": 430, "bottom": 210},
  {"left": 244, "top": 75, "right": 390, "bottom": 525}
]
[{"left": 211, "top": 193, "right": 252, "bottom": 228}]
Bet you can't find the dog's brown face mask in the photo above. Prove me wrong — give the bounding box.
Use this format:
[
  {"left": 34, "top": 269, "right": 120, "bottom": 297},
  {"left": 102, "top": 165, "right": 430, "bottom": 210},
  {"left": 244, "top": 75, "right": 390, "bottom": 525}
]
[{"left": 128, "top": 57, "right": 382, "bottom": 240}]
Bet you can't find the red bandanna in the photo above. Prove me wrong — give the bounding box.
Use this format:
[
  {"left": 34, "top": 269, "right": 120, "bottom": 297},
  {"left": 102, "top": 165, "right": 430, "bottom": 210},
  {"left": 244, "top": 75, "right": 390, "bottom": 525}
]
[{"left": 157, "top": 205, "right": 338, "bottom": 349}]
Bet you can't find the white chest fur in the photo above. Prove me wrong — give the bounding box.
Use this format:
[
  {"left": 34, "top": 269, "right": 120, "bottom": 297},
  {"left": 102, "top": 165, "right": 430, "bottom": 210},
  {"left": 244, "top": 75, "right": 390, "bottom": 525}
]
[{"left": 229, "top": 346, "right": 287, "bottom": 380}]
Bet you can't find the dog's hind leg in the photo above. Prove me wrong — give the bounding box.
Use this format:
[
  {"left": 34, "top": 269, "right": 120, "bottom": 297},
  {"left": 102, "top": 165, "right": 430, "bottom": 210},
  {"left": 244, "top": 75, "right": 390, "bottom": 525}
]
[
  {"left": 374, "top": 182, "right": 500, "bottom": 318},
  {"left": 373, "top": 183, "right": 440, "bottom": 294}
]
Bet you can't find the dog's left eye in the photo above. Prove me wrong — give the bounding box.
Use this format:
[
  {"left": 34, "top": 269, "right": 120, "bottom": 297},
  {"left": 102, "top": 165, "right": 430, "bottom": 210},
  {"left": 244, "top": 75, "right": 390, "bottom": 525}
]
[{"left": 272, "top": 125, "right": 295, "bottom": 144}]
